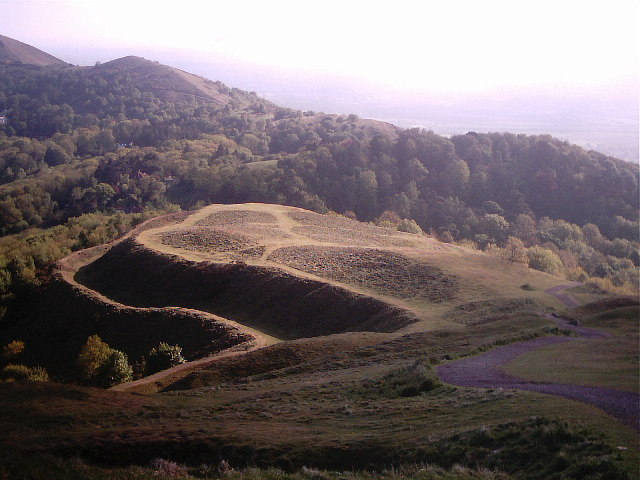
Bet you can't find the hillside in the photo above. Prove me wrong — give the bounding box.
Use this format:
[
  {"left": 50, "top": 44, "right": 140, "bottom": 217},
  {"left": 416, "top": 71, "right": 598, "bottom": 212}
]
[
  {"left": 0, "top": 37, "right": 638, "bottom": 478},
  {"left": 0, "top": 204, "right": 638, "bottom": 478},
  {"left": 0, "top": 34, "right": 67, "bottom": 66},
  {"left": 91, "top": 56, "right": 244, "bottom": 105}
]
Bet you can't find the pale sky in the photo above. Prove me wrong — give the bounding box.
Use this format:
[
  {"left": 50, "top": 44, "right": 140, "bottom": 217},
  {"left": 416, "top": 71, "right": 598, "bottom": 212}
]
[{"left": 0, "top": 0, "right": 638, "bottom": 94}]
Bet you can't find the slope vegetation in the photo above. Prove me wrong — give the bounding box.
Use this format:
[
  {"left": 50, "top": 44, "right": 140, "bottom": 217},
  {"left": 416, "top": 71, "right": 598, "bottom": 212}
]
[{"left": 0, "top": 34, "right": 67, "bottom": 66}]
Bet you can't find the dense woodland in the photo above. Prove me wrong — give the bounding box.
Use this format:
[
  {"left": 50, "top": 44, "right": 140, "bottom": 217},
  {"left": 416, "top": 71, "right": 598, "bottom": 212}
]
[{"left": 0, "top": 58, "right": 637, "bottom": 322}]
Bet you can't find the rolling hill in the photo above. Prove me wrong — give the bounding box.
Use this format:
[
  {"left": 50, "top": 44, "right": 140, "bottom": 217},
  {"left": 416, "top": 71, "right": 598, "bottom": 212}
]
[
  {"left": 0, "top": 36, "right": 637, "bottom": 479},
  {"left": 0, "top": 33, "right": 68, "bottom": 66}
]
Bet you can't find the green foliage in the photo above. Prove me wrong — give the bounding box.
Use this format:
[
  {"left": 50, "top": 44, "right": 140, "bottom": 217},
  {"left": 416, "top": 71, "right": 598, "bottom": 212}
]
[
  {"left": 76, "top": 335, "right": 132, "bottom": 387},
  {"left": 397, "top": 218, "right": 423, "bottom": 235},
  {"left": 76, "top": 334, "right": 112, "bottom": 382},
  {"left": 146, "top": 342, "right": 186, "bottom": 375},
  {"left": 0, "top": 60, "right": 637, "bottom": 302},
  {"left": 424, "top": 417, "right": 628, "bottom": 480},
  {"left": 0, "top": 453, "right": 517, "bottom": 480},
  {"left": 95, "top": 350, "right": 133, "bottom": 388},
  {"left": 527, "top": 246, "right": 565, "bottom": 276},
  {"left": 0, "top": 363, "right": 49, "bottom": 382}
]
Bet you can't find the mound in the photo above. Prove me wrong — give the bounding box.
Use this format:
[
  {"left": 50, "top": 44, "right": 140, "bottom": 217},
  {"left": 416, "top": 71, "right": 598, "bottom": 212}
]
[
  {"left": 448, "top": 298, "right": 543, "bottom": 325},
  {"left": 165, "top": 332, "right": 392, "bottom": 391},
  {"left": 76, "top": 239, "right": 418, "bottom": 340}
]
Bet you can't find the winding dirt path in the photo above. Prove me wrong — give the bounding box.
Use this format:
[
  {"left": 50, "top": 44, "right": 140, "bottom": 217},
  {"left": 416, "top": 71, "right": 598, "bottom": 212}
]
[
  {"left": 438, "top": 283, "right": 639, "bottom": 430},
  {"left": 544, "top": 281, "right": 582, "bottom": 308}
]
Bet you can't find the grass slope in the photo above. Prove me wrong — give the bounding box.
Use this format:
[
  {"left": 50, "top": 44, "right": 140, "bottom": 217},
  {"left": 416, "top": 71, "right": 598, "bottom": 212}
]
[{"left": 2, "top": 204, "right": 637, "bottom": 478}]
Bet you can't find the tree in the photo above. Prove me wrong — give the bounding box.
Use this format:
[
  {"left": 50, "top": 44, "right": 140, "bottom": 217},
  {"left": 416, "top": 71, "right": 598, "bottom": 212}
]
[
  {"left": 480, "top": 213, "right": 510, "bottom": 245},
  {"left": 44, "top": 144, "right": 70, "bottom": 166},
  {"left": 502, "top": 236, "right": 528, "bottom": 264},
  {"left": 77, "top": 335, "right": 111, "bottom": 382},
  {"left": 96, "top": 350, "right": 133, "bottom": 387},
  {"left": 527, "top": 246, "right": 565, "bottom": 276},
  {"left": 77, "top": 335, "right": 132, "bottom": 387},
  {"left": 146, "top": 342, "right": 186, "bottom": 374}
]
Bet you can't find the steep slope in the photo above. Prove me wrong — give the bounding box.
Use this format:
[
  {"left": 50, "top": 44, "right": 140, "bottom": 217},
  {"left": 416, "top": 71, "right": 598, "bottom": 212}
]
[
  {"left": 0, "top": 34, "right": 67, "bottom": 66},
  {"left": 91, "top": 56, "right": 237, "bottom": 105}
]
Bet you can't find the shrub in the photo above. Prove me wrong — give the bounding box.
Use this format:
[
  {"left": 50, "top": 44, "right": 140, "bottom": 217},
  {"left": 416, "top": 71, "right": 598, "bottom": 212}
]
[
  {"left": 0, "top": 364, "right": 49, "bottom": 382},
  {"left": 26, "top": 366, "right": 50, "bottom": 381},
  {"left": 355, "top": 359, "right": 441, "bottom": 399},
  {"left": 0, "top": 364, "right": 31, "bottom": 381},
  {"left": 77, "top": 335, "right": 111, "bottom": 382},
  {"left": 146, "top": 342, "right": 186, "bottom": 375},
  {"left": 76, "top": 335, "right": 132, "bottom": 387},
  {"left": 2, "top": 340, "right": 25, "bottom": 362},
  {"left": 397, "top": 218, "right": 423, "bottom": 235},
  {"left": 96, "top": 350, "right": 133, "bottom": 388},
  {"left": 151, "top": 458, "right": 187, "bottom": 477},
  {"left": 527, "top": 246, "right": 565, "bottom": 276}
]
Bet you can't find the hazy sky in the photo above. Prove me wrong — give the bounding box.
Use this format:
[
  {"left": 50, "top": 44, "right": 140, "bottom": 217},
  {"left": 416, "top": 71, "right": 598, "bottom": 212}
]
[{"left": 1, "top": 0, "right": 638, "bottom": 94}]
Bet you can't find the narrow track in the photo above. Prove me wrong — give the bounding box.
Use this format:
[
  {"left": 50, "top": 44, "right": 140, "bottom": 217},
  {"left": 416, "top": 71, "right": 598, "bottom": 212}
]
[{"left": 438, "top": 283, "right": 639, "bottom": 430}]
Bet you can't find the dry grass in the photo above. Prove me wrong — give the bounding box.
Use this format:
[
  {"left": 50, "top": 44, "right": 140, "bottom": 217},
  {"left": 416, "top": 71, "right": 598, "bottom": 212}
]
[
  {"left": 288, "top": 212, "right": 415, "bottom": 247},
  {"left": 268, "top": 246, "right": 458, "bottom": 302},
  {"left": 446, "top": 298, "right": 544, "bottom": 326},
  {"left": 160, "top": 227, "right": 257, "bottom": 253},
  {"left": 195, "top": 210, "right": 277, "bottom": 226}
]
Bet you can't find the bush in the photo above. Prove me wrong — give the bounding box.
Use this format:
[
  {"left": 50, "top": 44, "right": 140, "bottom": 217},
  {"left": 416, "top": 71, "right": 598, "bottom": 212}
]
[
  {"left": 0, "top": 364, "right": 49, "bottom": 382},
  {"left": 2, "top": 340, "right": 25, "bottom": 363},
  {"left": 76, "top": 335, "right": 132, "bottom": 387},
  {"left": 0, "top": 364, "right": 31, "bottom": 381},
  {"left": 96, "top": 350, "right": 133, "bottom": 388},
  {"left": 527, "top": 246, "right": 565, "bottom": 276},
  {"left": 146, "top": 342, "right": 186, "bottom": 375},
  {"left": 397, "top": 218, "right": 424, "bottom": 235},
  {"left": 76, "top": 335, "right": 111, "bottom": 382},
  {"left": 151, "top": 458, "right": 187, "bottom": 477}
]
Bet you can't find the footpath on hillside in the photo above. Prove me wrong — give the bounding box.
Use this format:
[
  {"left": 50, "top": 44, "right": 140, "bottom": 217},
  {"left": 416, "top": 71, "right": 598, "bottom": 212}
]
[{"left": 438, "top": 283, "right": 639, "bottom": 431}]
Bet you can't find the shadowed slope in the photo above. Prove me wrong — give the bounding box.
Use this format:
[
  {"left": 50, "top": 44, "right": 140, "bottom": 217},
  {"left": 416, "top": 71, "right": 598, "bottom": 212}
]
[{"left": 77, "top": 239, "right": 418, "bottom": 340}]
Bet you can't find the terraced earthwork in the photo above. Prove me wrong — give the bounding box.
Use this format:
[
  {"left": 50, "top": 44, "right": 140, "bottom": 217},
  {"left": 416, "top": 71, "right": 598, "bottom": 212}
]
[{"left": 267, "top": 246, "right": 458, "bottom": 301}]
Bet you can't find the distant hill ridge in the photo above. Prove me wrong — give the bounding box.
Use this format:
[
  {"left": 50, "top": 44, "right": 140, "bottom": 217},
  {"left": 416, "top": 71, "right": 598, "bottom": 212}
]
[
  {"left": 0, "top": 35, "right": 237, "bottom": 105},
  {"left": 92, "top": 55, "right": 233, "bottom": 104},
  {"left": 0, "top": 34, "right": 68, "bottom": 66}
]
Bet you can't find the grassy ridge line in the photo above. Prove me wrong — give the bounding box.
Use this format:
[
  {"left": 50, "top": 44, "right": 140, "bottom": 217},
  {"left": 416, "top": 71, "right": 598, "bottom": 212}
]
[{"left": 54, "top": 209, "right": 276, "bottom": 384}]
